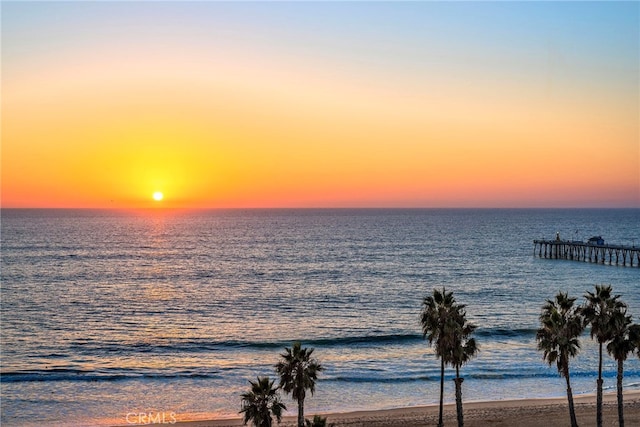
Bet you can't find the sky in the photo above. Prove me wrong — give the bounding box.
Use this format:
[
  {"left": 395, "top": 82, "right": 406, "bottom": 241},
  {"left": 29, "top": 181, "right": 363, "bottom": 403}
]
[{"left": 2, "top": 1, "right": 639, "bottom": 209}]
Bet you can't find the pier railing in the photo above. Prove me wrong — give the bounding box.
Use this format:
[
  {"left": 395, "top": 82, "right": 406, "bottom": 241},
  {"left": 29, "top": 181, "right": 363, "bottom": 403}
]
[{"left": 533, "top": 239, "right": 640, "bottom": 267}]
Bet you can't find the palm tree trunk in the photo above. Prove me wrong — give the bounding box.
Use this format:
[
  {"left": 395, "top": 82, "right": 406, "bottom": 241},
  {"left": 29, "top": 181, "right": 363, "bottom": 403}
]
[
  {"left": 262, "top": 402, "right": 270, "bottom": 427},
  {"left": 438, "top": 357, "right": 444, "bottom": 427},
  {"left": 564, "top": 363, "right": 579, "bottom": 427},
  {"left": 617, "top": 359, "right": 624, "bottom": 427},
  {"left": 454, "top": 365, "right": 464, "bottom": 427},
  {"left": 597, "top": 342, "right": 603, "bottom": 427},
  {"left": 298, "top": 396, "right": 304, "bottom": 427}
]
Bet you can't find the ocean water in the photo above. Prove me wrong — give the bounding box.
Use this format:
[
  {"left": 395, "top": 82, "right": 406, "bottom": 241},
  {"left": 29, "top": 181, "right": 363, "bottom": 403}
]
[{"left": 1, "top": 208, "right": 639, "bottom": 426}]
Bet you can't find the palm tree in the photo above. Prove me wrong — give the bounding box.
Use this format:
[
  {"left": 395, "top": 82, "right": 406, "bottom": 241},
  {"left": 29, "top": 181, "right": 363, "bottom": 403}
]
[
  {"left": 446, "top": 308, "right": 478, "bottom": 427},
  {"left": 421, "top": 287, "right": 459, "bottom": 427},
  {"left": 304, "top": 415, "right": 334, "bottom": 427},
  {"left": 275, "top": 342, "right": 324, "bottom": 427},
  {"left": 240, "top": 376, "right": 286, "bottom": 427},
  {"left": 582, "top": 284, "right": 626, "bottom": 427},
  {"left": 536, "top": 292, "right": 584, "bottom": 427},
  {"left": 606, "top": 311, "right": 636, "bottom": 427}
]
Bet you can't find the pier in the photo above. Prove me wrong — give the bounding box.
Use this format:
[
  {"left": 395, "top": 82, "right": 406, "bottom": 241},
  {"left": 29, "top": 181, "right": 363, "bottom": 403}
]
[{"left": 533, "top": 239, "right": 640, "bottom": 267}]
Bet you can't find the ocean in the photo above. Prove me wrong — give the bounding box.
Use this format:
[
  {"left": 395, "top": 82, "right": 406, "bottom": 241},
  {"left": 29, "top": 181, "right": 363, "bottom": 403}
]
[{"left": 1, "top": 208, "right": 639, "bottom": 426}]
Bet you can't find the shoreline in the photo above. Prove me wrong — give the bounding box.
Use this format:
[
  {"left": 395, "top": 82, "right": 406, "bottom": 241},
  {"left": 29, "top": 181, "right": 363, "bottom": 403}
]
[{"left": 113, "top": 391, "right": 640, "bottom": 427}]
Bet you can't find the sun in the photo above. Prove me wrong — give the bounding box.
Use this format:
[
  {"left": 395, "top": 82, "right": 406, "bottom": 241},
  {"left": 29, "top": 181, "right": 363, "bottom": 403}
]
[{"left": 152, "top": 191, "right": 164, "bottom": 201}]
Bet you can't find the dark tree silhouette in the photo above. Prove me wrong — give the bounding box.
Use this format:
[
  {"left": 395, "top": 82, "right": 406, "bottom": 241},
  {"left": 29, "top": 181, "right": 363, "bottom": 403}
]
[
  {"left": 582, "top": 284, "right": 626, "bottom": 427},
  {"left": 536, "top": 292, "right": 584, "bottom": 427},
  {"left": 275, "top": 342, "right": 324, "bottom": 427},
  {"left": 240, "top": 376, "right": 286, "bottom": 427},
  {"left": 445, "top": 307, "right": 478, "bottom": 427},
  {"left": 421, "top": 287, "right": 460, "bottom": 427},
  {"left": 607, "top": 311, "right": 638, "bottom": 427}
]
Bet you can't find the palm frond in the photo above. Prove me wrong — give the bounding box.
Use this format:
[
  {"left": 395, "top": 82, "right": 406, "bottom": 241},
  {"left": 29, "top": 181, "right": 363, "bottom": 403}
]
[
  {"left": 275, "top": 342, "right": 324, "bottom": 426},
  {"left": 536, "top": 291, "right": 584, "bottom": 379},
  {"left": 240, "top": 376, "right": 286, "bottom": 427}
]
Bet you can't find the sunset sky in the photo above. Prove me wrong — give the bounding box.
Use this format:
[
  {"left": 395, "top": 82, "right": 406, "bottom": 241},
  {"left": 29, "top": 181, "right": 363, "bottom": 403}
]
[{"left": 2, "top": 1, "right": 638, "bottom": 208}]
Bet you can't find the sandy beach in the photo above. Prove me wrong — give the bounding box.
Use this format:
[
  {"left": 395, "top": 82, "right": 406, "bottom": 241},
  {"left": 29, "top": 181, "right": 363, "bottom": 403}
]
[{"left": 167, "top": 391, "right": 640, "bottom": 427}]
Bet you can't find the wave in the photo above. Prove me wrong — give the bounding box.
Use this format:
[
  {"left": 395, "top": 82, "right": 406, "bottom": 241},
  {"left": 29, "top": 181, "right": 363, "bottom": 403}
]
[
  {"left": 68, "top": 327, "right": 543, "bottom": 356},
  {"left": 0, "top": 369, "right": 221, "bottom": 383},
  {"left": 69, "top": 334, "right": 425, "bottom": 355},
  {"left": 0, "top": 369, "right": 560, "bottom": 385},
  {"left": 475, "top": 328, "right": 538, "bottom": 338},
  {"left": 324, "top": 369, "right": 640, "bottom": 385},
  {"left": 329, "top": 375, "right": 435, "bottom": 383},
  {"left": 325, "top": 371, "right": 559, "bottom": 384},
  {"left": 5, "top": 366, "right": 639, "bottom": 385},
  {"left": 324, "top": 373, "right": 540, "bottom": 384},
  {"left": 304, "top": 334, "right": 422, "bottom": 347}
]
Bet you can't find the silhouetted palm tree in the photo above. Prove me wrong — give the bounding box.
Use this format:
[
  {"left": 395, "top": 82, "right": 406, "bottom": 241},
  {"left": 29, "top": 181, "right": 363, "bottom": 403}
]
[
  {"left": 421, "top": 287, "right": 459, "bottom": 427},
  {"left": 240, "top": 376, "right": 286, "bottom": 427},
  {"left": 582, "top": 284, "right": 626, "bottom": 427},
  {"left": 304, "top": 415, "right": 334, "bottom": 427},
  {"left": 446, "top": 308, "right": 478, "bottom": 427},
  {"left": 606, "top": 311, "right": 636, "bottom": 427},
  {"left": 536, "top": 292, "right": 584, "bottom": 427},
  {"left": 275, "top": 342, "right": 324, "bottom": 427}
]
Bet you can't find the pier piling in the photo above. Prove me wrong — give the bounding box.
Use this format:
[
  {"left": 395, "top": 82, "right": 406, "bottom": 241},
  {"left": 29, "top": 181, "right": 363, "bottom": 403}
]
[{"left": 533, "top": 240, "right": 640, "bottom": 267}]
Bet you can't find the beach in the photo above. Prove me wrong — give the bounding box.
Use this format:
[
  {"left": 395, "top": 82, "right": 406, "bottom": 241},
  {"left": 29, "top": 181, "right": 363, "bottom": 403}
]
[{"left": 169, "top": 392, "right": 640, "bottom": 427}]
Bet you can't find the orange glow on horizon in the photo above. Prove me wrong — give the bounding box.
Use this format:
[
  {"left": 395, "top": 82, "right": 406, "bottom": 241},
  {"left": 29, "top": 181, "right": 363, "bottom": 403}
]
[{"left": 1, "top": 2, "right": 638, "bottom": 209}]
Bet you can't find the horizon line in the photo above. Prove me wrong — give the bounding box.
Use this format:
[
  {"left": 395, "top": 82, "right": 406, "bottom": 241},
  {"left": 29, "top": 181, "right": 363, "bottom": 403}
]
[{"left": 2, "top": 206, "right": 639, "bottom": 211}]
